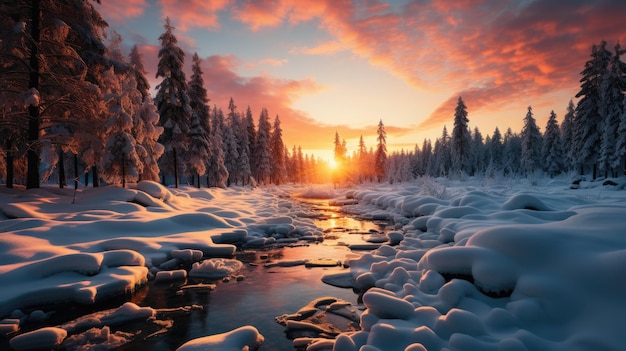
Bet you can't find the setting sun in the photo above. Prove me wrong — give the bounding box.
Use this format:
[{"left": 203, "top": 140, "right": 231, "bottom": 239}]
[{"left": 328, "top": 159, "right": 339, "bottom": 170}]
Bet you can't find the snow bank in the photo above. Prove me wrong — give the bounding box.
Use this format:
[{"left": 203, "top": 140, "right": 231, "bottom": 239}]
[
  {"left": 321, "top": 177, "right": 626, "bottom": 351},
  {"left": 176, "top": 326, "right": 264, "bottom": 351}
]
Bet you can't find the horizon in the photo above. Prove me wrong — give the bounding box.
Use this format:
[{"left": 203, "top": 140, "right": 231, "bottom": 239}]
[{"left": 97, "top": 0, "right": 625, "bottom": 160}]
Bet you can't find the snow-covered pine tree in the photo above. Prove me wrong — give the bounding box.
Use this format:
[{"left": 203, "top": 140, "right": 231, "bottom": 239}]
[
  {"left": 270, "top": 114, "right": 286, "bottom": 185},
  {"left": 486, "top": 127, "right": 503, "bottom": 177},
  {"left": 100, "top": 67, "right": 142, "bottom": 187},
  {"left": 1, "top": 0, "right": 110, "bottom": 188},
  {"left": 520, "top": 106, "right": 543, "bottom": 176},
  {"left": 470, "top": 127, "right": 484, "bottom": 176},
  {"left": 154, "top": 17, "right": 191, "bottom": 188},
  {"left": 573, "top": 41, "right": 612, "bottom": 179},
  {"left": 502, "top": 128, "right": 521, "bottom": 175},
  {"left": 615, "top": 95, "right": 626, "bottom": 175},
  {"left": 224, "top": 103, "right": 240, "bottom": 186},
  {"left": 129, "top": 45, "right": 150, "bottom": 99},
  {"left": 542, "top": 111, "right": 563, "bottom": 177},
  {"left": 254, "top": 108, "right": 272, "bottom": 185},
  {"left": 207, "top": 107, "right": 228, "bottom": 187},
  {"left": 560, "top": 100, "right": 576, "bottom": 171},
  {"left": 237, "top": 105, "right": 253, "bottom": 185},
  {"left": 450, "top": 97, "right": 471, "bottom": 175},
  {"left": 134, "top": 96, "right": 164, "bottom": 182},
  {"left": 186, "top": 53, "right": 210, "bottom": 187},
  {"left": 375, "top": 119, "right": 387, "bottom": 182},
  {"left": 599, "top": 43, "right": 626, "bottom": 177}
]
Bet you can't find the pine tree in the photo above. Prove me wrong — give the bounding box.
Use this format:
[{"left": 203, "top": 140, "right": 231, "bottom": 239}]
[
  {"left": 186, "top": 53, "right": 210, "bottom": 187},
  {"left": 450, "top": 97, "right": 471, "bottom": 175},
  {"left": 100, "top": 67, "right": 141, "bottom": 187},
  {"left": 542, "top": 111, "right": 563, "bottom": 177},
  {"left": 486, "top": 127, "right": 503, "bottom": 177},
  {"left": 207, "top": 107, "right": 228, "bottom": 187},
  {"left": 502, "top": 128, "right": 521, "bottom": 175},
  {"left": 237, "top": 105, "right": 253, "bottom": 185},
  {"left": 573, "top": 41, "right": 612, "bottom": 178},
  {"left": 223, "top": 105, "right": 240, "bottom": 186},
  {"left": 129, "top": 45, "right": 150, "bottom": 99},
  {"left": 254, "top": 108, "right": 272, "bottom": 185},
  {"left": 375, "top": 119, "right": 387, "bottom": 182},
  {"left": 561, "top": 100, "right": 576, "bottom": 170},
  {"left": 599, "top": 43, "right": 626, "bottom": 177},
  {"left": 154, "top": 17, "right": 191, "bottom": 188},
  {"left": 1, "top": 0, "right": 110, "bottom": 188},
  {"left": 270, "top": 114, "right": 286, "bottom": 185},
  {"left": 615, "top": 96, "right": 626, "bottom": 175},
  {"left": 520, "top": 106, "right": 543, "bottom": 175},
  {"left": 470, "top": 127, "right": 484, "bottom": 175},
  {"left": 134, "top": 96, "right": 164, "bottom": 182}
]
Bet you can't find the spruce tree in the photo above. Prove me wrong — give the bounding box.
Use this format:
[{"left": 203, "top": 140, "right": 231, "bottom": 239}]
[
  {"left": 450, "top": 97, "right": 471, "bottom": 175},
  {"left": 375, "top": 119, "right": 387, "bottom": 182},
  {"left": 542, "top": 111, "right": 563, "bottom": 177},
  {"left": 520, "top": 106, "right": 543, "bottom": 175},
  {"left": 186, "top": 53, "right": 210, "bottom": 187},
  {"left": 207, "top": 107, "right": 228, "bottom": 187},
  {"left": 573, "top": 41, "right": 612, "bottom": 178},
  {"left": 270, "top": 114, "right": 286, "bottom": 185},
  {"left": 154, "top": 17, "right": 191, "bottom": 188},
  {"left": 599, "top": 43, "right": 626, "bottom": 177},
  {"left": 561, "top": 100, "right": 576, "bottom": 170},
  {"left": 254, "top": 108, "right": 272, "bottom": 185}
]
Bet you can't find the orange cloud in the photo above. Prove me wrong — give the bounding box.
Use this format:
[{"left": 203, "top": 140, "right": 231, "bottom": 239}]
[
  {"left": 96, "top": 0, "right": 148, "bottom": 23},
  {"left": 158, "top": 0, "right": 230, "bottom": 31}
]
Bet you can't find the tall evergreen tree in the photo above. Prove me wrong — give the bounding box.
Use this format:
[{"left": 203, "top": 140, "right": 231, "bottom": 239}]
[
  {"left": 599, "top": 42, "right": 626, "bottom": 177},
  {"left": 502, "top": 128, "right": 521, "bottom": 175},
  {"left": 1, "top": 0, "right": 111, "bottom": 188},
  {"left": 237, "top": 105, "right": 253, "bottom": 185},
  {"left": 223, "top": 105, "right": 240, "bottom": 186},
  {"left": 573, "top": 41, "right": 612, "bottom": 178},
  {"left": 520, "top": 106, "right": 543, "bottom": 175},
  {"left": 207, "top": 107, "right": 228, "bottom": 187},
  {"left": 154, "top": 17, "right": 191, "bottom": 188},
  {"left": 129, "top": 45, "right": 150, "bottom": 99},
  {"left": 470, "top": 127, "right": 484, "bottom": 175},
  {"left": 542, "top": 111, "right": 563, "bottom": 177},
  {"left": 450, "top": 97, "right": 471, "bottom": 174},
  {"left": 254, "top": 108, "right": 272, "bottom": 185},
  {"left": 375, "top": 119, "right": 387, "bottom": 182},
  {"left": 486, "top": 127, "right": 503, "bottom": 176},
  {"left": 561, "top": 100, "right": 576, "bottom": 170},
  {"left": 615, "top": 96, "right": 626, "bottom": 175},
  {"left": 187, "top": 53, "right": 210, "bottom": 187},
  {"left": 270, "top": 114, "right": 286, "bottom": 185}
]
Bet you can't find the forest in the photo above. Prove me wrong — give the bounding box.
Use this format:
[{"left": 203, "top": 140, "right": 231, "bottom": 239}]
[{"left": 1, "top": 1, "right": 625, "bottom": 190}]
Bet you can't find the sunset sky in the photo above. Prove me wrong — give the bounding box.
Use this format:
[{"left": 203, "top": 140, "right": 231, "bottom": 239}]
[{"left": 96, "top": 0, "right": 625, "bottom": 160}]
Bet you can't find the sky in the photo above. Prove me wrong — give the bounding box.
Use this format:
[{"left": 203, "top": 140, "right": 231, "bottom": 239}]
[{"left": 96, "top": 0, "right": 625, "bottom": 160}]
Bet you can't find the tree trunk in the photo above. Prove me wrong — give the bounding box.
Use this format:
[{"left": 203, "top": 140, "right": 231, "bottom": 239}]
[
  {"left": 84, "top": 170, "right": 89, "bottom": 187},
  {"left": 58, "top": 149, "right": 66, "bottom": 188},
  {"left": 93, "top": 166, "right": 100, "bottom": 187},
  {"left": 74, "top": 154, "right": 78, "bottom": 190},
  {"left": 196, "top": 174, "right": 200, "bottom": 188},
  {"left": 26, "top": 0, "right": 41, "bottom": 189},
  {"left": 6, "top": 152, "right": 14, "bottom": 189},
  {"left": 173, "top": 148, "right": 179, "bottom": 188},
  {"left": 5, "top": 138, "right": 14, "bottom": 189},
  {"left": 121, "top": 156, "right": 126, "bottom": 188}
]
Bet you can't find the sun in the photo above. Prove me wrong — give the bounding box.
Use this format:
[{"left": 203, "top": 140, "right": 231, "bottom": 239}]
[{"left": 328, "top": 159, "right": 339, "bottom": 170}]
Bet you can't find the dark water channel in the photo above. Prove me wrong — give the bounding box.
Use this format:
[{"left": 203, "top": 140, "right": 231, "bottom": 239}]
[{"left": 4, "top": 200, "right": 389, "bottom": 351}]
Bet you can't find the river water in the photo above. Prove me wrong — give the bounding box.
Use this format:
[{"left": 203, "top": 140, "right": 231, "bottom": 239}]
[{"left": 4, "top": 199, "right": 389, "bottom": 351}]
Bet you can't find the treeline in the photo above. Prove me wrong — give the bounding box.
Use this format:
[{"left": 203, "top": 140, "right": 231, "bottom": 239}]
[
  {"left": 0, "top": 3, "right": 329, "bottom": 189},
  {"left": 333, "top": 40, "right": 626, "bottom": 184}
]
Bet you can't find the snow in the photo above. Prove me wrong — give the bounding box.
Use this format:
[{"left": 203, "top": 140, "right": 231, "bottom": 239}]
[{"left": 1, "top": 177, "right": 626, "bottom": 350}]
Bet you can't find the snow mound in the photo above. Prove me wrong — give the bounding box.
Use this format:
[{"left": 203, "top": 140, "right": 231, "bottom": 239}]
[{"left": 176, "top": 326, "right": 264, "bottom": 351}]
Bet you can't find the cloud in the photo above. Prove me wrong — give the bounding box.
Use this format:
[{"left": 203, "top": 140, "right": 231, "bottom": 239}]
[
  {"left": 189, "top": 0, "right": 623, "bottom": 132},
  {"left": 158, "top": 0, "right": 230, "bottom": 31},
  {"left": 96, "top": 0, "right": 149, "bottom": 23}
]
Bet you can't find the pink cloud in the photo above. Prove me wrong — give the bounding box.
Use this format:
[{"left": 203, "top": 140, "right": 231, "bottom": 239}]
[
  {"left": 158, "top": 0, "right": 230, "bottom": 31},
  {"left": 96, "top": 0, "right": 149, "bottom": 23}
]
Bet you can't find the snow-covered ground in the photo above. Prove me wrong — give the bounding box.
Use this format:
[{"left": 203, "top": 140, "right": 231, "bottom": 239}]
[{"left": 1, "top": 176, "right": 626, "bottom": 350}]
